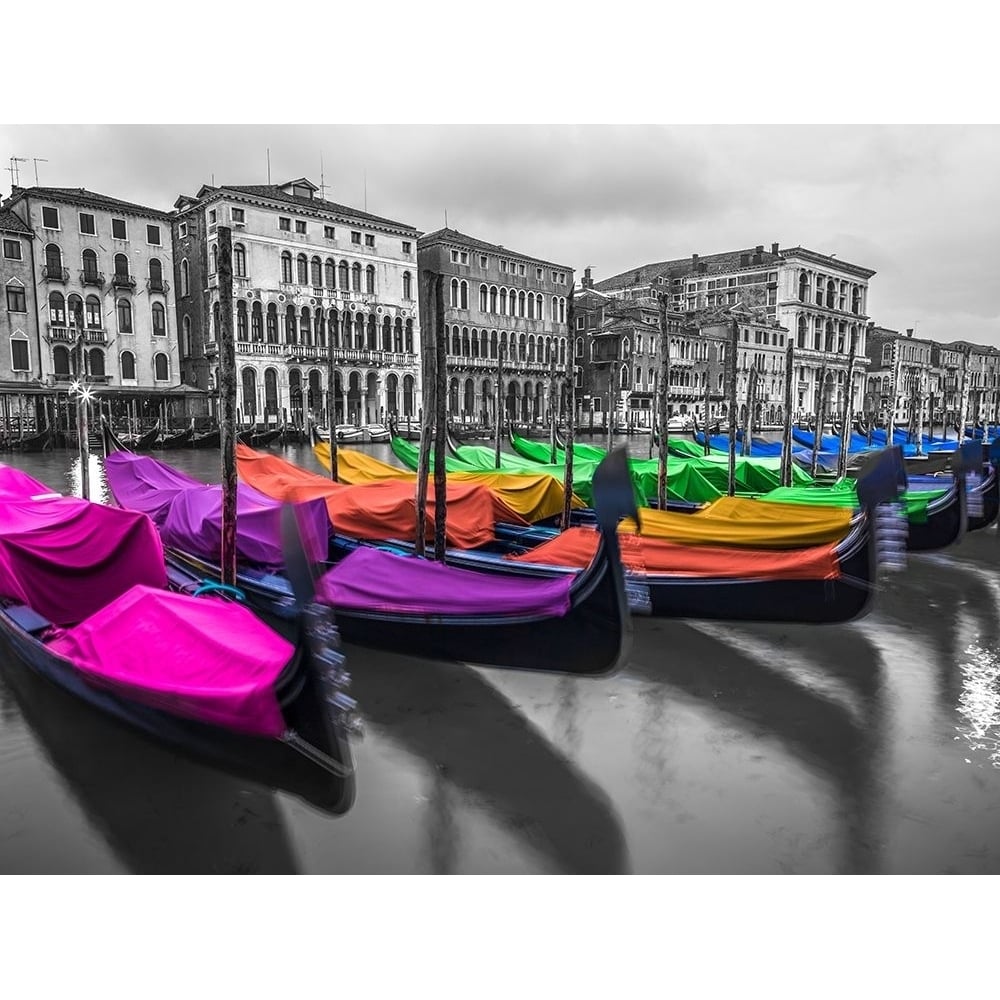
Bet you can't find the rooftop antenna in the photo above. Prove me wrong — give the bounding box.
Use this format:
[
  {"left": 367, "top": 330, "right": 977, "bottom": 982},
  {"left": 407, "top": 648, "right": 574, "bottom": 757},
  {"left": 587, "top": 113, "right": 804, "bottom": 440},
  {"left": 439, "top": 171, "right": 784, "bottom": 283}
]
[
  {"left": 319, "top": 153, "right": 328, "bottom": 200},
  {"left": 445, "top": 209, "right": 448, "bottom": 228},
  {"left": 6, "top": 157, "right": 28, "bottom": 188},
  {"left": 32, "top": 158, "right": 48, "bottom": 185},
  {"left": 266, "top": 148, "right": 271, "bottom": 184}
]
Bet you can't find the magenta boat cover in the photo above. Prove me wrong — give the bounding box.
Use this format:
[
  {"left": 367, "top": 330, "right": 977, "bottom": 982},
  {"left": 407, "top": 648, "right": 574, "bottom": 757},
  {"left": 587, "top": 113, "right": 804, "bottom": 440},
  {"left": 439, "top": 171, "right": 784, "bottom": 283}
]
[
  {"left": 0, "top": 496, "right": 167, "bottom": 626},
  {"left": 316, "top": 546, "right": 574, "bottom": 618},
  {"left": 48, "top": 585, "right": 292, "bottom": 738},
  {"left": 105, "top": 451, "right": 329, "bottom": 568},
  {"left": 0, "top": 464, "right": 58, "bottom": 500}
]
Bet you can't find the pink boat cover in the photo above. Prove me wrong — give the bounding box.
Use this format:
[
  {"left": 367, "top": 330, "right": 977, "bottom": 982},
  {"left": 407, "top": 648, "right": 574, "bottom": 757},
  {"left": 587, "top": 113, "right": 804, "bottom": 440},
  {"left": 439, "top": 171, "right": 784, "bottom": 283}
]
[
  {"left": 0, "top": 464, "right": 58, "bottom": 500},
  {"left": 104, "top": 451, "right": 329, "bottom": 568},
  {"left": 0, "top": 496, "right": 168, "bottom": 626},
  {"left": 316, "top": 546, "right": 574, "bottom": 618},
  {"left": 48, "top": 585, "right": 292, "bottom": 738}
]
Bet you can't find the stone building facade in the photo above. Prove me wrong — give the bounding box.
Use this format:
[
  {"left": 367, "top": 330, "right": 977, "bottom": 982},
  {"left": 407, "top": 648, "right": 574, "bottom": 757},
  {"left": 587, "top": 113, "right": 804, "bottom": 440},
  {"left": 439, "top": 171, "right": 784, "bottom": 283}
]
[
  {"left": 1, "top": 208, "right": 38, "bottom": 385},
  {"left": 1, "top": 186, "right": 179, "bottom": 395},
  {"left": 172, "top": 178, "right": 422, "bottom": 428},
  {"left": 595, "top": 243, "right": 874, "bottom": 419}
]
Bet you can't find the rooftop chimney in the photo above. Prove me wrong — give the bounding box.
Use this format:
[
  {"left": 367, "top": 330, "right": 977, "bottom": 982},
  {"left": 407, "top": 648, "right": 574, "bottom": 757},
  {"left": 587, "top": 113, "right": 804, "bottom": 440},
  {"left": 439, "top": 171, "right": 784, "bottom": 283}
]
[
  {"left": 691, "top": 253, "right": 699, "bottom": 267},
  {"left": 755, "top": 245, "right": 764, "bottom": 253},
  {"left": 582, "top": 266, "right": 593, "bottom": 289},
  {"left": 906, "top": 328, "right": 914, "bottom": 338},
  {"left": 740, "top": 253, "right": 749, "bottom": 267},
  {"left": 771, "top": 242, "right": 779, "bottom": 255}
]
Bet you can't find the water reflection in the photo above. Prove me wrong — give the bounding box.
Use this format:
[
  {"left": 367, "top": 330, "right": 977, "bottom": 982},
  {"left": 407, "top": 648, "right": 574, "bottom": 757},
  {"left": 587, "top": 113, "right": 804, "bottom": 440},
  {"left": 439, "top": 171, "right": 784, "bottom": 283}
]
[
  {"left": 628, "top": 617, "right": 884, "bottom": 873},
  {"left": 346, "top": 645, "right": 629, "bottom": 874},
  {"left": 0, "top": 654, "right": 352, "bottom": 873},
  {"left": 955, "top": 642, "right": 1000, "bottom": 768}
]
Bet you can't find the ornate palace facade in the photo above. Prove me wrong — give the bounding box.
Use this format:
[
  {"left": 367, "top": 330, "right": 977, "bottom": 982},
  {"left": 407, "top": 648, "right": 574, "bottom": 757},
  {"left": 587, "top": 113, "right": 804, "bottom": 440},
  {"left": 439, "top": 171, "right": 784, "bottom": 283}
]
[{"left": 172, "top": 178, "right": 422, "bottom": 427}]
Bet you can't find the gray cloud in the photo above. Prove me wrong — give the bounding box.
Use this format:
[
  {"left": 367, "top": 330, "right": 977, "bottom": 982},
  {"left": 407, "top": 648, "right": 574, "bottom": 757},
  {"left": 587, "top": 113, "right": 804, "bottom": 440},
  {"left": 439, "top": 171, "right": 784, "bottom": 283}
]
[{"left": 2, "top": 124, "right": 997, "bottom": 344}]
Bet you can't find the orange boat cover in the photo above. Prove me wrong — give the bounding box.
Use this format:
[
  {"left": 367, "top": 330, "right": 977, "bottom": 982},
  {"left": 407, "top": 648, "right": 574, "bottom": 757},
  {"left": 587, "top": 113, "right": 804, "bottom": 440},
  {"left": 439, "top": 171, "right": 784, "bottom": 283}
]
[
  {"left": 506, "top": 526, "right": 841, "bottom": 580},
  {"left": 237, "top": 445, "right": 529, "bottom": 549}
]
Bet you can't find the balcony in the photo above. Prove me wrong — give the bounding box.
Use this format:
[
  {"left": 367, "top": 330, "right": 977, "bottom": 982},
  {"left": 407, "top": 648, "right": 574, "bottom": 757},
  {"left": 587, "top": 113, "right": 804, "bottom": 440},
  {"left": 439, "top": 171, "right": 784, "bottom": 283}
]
[
  {"left": 111, "top": 273, "right": 136, "bottom": 290},
  {"left": 80, "top": 270, "right": 105, "bottom": 288},
  {"left": 84, "top": 329, "right": 108, "bottom": 345},
  {"left": 147, "top": 278, "right": 170, "bottom": 294},
  {"left": 42, "top": 265, "right": 69, "bottom": 283},
  {"left": 47, "top": 325, "right": 74, "bottom": 343}
]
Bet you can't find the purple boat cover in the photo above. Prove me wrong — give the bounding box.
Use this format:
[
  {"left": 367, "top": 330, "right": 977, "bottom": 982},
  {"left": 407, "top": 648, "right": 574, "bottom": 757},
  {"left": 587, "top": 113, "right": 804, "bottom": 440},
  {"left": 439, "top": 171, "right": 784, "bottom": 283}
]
[
  {"left": 316, "top": 546, "right": 574, "bottom": 618},
  {"left": 105, "top": 451, "right": 328, "bottom": 568},
  {"left": 48, "top": 584, "right": 292, "bottom": 738},
  {"left": 0, "top": 464, "right": 59, "bottom": 500},
  {"left": 0, "top": 496, "right": 168, "bottom": 626}
]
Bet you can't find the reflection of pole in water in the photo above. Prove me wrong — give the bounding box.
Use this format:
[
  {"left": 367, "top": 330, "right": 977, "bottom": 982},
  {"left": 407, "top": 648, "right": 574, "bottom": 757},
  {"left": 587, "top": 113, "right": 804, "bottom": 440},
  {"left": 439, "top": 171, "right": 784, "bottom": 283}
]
[
  {"left": 554, "top": 674, "right": 581, "bottom": 759},
  {"left": 426, "top": 767, "right": 458, "bottom": 875}
]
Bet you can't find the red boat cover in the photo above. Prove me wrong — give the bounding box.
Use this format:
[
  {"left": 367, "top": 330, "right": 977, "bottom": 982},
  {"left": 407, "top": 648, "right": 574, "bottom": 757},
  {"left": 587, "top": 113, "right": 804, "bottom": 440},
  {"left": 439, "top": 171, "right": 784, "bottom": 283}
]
[
  {"left": 48, "top": 585, "right": 292, "bottom": 738},
  {"left": 237, "top": 445, "right": 530, "bottom": 549},
  {"left": 506, "top": 526, "right": 841, "bottom": 580},
  {"left": 0, "top": 497, "right": 168, "bottom": 625},
  {"left": 316, "top": 546, "right": 574, "bottom": 617},
  {"left": 0, "top": 464, "right": 58, "bottom": 500}
]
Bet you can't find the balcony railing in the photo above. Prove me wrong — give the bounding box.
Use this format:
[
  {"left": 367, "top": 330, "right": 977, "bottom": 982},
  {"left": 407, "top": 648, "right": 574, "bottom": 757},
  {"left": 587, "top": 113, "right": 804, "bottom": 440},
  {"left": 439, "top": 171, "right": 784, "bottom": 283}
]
[
  {"left": 47, "top": 325, "right": 74, "bottom": 342},
  {"left": 147, "top": 278, "right": 170, "bottom": 294},
  {"left": 111, "top": 273, "right": 136, "bottom": 290},
  {"left": 42, "top": 265, "right": 69, "bottom": 282},
  {"left": 233, "top": 342, "right": 418, "bottom": 367},
  {"left": 80, "top": 270, "right": 105, "bottom": 287},
  {"left": 84, "top": 329, "right": 108, "bottom": 345}
]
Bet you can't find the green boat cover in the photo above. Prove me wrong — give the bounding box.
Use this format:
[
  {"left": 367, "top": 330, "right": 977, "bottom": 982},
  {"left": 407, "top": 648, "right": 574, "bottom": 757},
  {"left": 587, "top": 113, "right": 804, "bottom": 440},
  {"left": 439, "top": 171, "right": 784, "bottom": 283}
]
[{"left": 761, "top": 482, "right": 947, "bottom": 523}]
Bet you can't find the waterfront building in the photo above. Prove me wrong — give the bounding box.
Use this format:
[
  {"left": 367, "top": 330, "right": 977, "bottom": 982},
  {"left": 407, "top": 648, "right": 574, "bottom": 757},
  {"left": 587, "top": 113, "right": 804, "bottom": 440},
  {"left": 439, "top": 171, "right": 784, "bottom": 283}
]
[
  {"left": 172, "top": 178, "right": 422, "bottom": 428},
  {"left": 1, "top": 185, "right": 183, "bottom": 426},
  {"left": 864, "top": 326, "right": 935, "bottom": 428},
  {"left": 595, "top": 243, "right": 875, "bottom": 417},
  {"left": 416, "top": 228, "right": 572, "bottom": 427}
]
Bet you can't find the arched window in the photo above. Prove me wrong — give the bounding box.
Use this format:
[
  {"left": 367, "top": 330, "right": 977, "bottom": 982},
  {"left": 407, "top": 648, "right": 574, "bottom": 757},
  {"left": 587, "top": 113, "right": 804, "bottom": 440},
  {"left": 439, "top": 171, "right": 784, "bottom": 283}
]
[
  {"left": 285, "top": 305, "right": 297, "bottom": 343},
  {"left": 339, "top": 260, "right": 349, "bottom": 289},
  {"left": 297, "top": 254, "right": 308, "bottom": 284},
  {"left": 450, "top": 278, "right": 459, "bottom": 307},
  {"left": 311, "top": 256, "right": 322, "bottom": 286},
  {"left": 351, "top": 262, "right": 361, "bottom": 292},
  {"left": 180, "top": 258, "right": 189, "bottom": 297},
  {"left": 233, "top": 245, "right": 246, "bottom": 278},
  {"left": 149, "top": 257, "right": 163, "bottom": 288},
  {"left": 114, "top": 253, "right": 130, "bottom": 279},
  {"left": 266, "top": 303, "right": 278, "bottom": 343},
  {"left": 517, "top": 290, "right": 525, "bottom": 317},
  {"left": 212, "top": 302, "right": 221, "bottom": 341},
  {"left": 53, "top": 345, "right": 71, "bottom": 376},
  {"left": 826, "top": 279, "right": 836, "bottom": 308},
  {"left": 365, "top": 265, "right": 376, "bottom": 295},
  {"left": 551, "top": 296, "right": 558, "bottom": 322},
  {"left": 89, "top": 349, "right": 105, "bottom": 378},
  {"left": 154, "top": 352, "right": 169, "bottom": 381},
  {"left": 367, "top": 314, "right": 377, "bottom": 349},
  {"left": 181, "top": 317, "right": 192, "bottom": 357},
  {"left": 797, "top": 314, "right": 808, "bottom": 349},
  {"left": 236, "top": 301, "right": 248, "bottom": 340},
  {"left": 45, "top": 243, "right": 62, "bottom": 274},
  {"left": 575, "top": 337, "right": 583, "bottom": 358},
  {"left": 405, "top": 319, "right": 413, "bottom": 353},
  {"left": 10, "top": 334, "right": 29, "bottom": 372},
  {"left": 852, "top": 286, "right": 861, "bottom": 314},
  {"left": 499, "top": 288, "right": 507, "bottom": 315},
  {"left": 152, "top": 302, "right": 166, "bottom": 336},
  {"left": 281, "top": 252, "right": 293, "bottom": 283},
  {"left": 798, "top": 272, "right": 809, "bottom": 303},
  {"left": 451, "top": 325, "right": 461, "bottom": 356},
  {"left": 326, "top": 259, "right": 336, "bottom": 288},
  {"left": 559, "top": 297, "right": 566, "bottom": 323},
  {"left": 301, "top": 307, "right": 312, "bottom": 346},
  {"left": 82, "top": 248, "right": 99, "bottom": 281},
  {"left": 489, "top": 286, "right": 498, "bottom": 313},
  {"left": 117, "top": 298, "right": 132, "bottom": 333},
  {"left": 210, "top": 244, "right": 218, "bottom": 274},
  {"left": 251, "top": 302, "right": 263, "bottom": 342},
  {"left": 403, "top": 271, "right": 413, "bottom": 300},
  {"left": 241, "top": 368, "right": 258, "bottom": 419},
  {"left": 121, "top": 350, "right": 136, "bottom": 380},
  {"left": 48, "top": 290, "right": 66, "bottom": 325},
  {"left": 85, "top": 295, "right": 101, "bottom": 329},
  {"left": 460, "top": 280, "right": 469, "bottom": 309},
  {"left": 67, "top": 294, "right": 83, "bottom": 328},
  {"left": 479, "top": 284, "right": 488, "bottom": 311}
]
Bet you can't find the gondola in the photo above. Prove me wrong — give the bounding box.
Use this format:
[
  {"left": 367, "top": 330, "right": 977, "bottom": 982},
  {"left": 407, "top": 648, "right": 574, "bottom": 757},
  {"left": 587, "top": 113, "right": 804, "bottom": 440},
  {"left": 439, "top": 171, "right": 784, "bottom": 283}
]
[
  {"left": 237, "top": 425, "right": 284, "bottom": 448},
  {"left": 0, "top": 463, "right": 357, "bottom": 794},
  {"left": 121, "top": 421, "right": 160, "bottom": 452},
  {"left": 102, "top": 438, "right": 636, "bottom": 677},
  {"left": 14, "top": 427, "right": 52, "bottom": 453},
  {"left": 157, "top": 421, "right": 195, "bottom": 450},
  {"left": 190, "top": 426, "right": 221, "bottom": 449}
]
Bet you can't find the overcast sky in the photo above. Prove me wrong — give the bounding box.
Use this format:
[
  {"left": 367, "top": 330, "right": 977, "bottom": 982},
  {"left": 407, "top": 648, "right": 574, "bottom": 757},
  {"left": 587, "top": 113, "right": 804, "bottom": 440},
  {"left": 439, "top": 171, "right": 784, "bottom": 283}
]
[{"left": 2, "top": 124, "right": 997, "bottom": 346}]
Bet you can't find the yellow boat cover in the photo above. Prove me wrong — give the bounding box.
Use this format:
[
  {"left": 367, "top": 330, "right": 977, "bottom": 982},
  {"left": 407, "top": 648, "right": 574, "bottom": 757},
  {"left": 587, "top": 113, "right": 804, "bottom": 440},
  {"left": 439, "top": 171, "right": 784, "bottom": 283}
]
[
  {"left": 313, "top": 442, "right": 583, "bottom": 523},
  {"left": 619, "top": 495, "right": 854, "bottom": 549}
]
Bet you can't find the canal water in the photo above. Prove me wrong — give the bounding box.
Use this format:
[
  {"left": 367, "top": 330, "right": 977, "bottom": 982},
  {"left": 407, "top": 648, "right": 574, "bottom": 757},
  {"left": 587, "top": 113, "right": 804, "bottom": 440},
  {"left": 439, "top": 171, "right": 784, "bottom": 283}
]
[{"left": 2, "top": 437, "right": 1000, "bottom": 874}]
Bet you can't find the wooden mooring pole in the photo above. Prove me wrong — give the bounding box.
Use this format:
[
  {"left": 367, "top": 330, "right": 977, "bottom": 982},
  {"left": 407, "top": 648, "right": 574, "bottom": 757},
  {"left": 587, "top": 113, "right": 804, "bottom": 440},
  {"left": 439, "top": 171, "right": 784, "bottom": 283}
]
[
  {"left": 780, "top": 340, "right": 795, "bottom": 487},
  {"left": 433, "top": 273, "right": 448, "bottom": 562},
  {"left": 562, "top": 287, "right": 576, "bottom": 530},
  {"left": 727, "top": 318, "right": 738, "bottom": 496},
  {"left": 217, "top": 226, "right": 237, "bottom": 587},
  {"left": 656, "top": 293, "right": 670, "bottom": 510}
]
